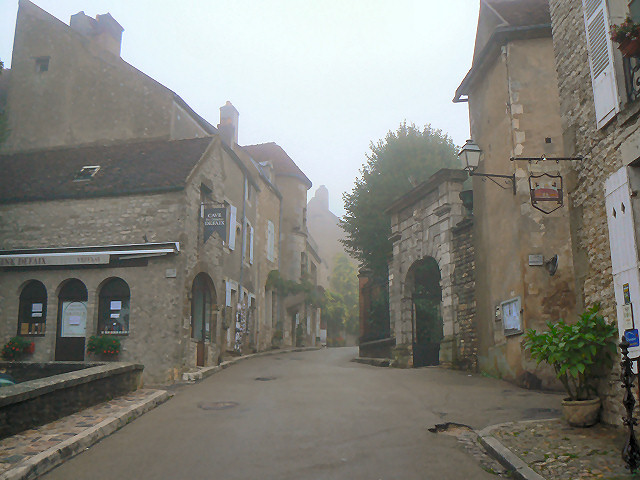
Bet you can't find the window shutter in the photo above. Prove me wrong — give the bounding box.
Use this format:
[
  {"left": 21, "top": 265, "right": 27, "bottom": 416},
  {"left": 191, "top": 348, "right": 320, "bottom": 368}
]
[
  {"left": 605, "top": 167, "right": 640, "bottom": 349},
  {"left": 249, "top": 225, "right": 254, "bottom": 264},
  {"left": 229, "top": 204, "right": 237, "bottom": 250},
  {"left": 267, "top": 221, "right": 274, "bottom": 262},
  {"left": 225, "top": 281, "right": 232, "bottom": 307},
  {"left": 582, "top": 0, "right": 619, "bottom": 128}
]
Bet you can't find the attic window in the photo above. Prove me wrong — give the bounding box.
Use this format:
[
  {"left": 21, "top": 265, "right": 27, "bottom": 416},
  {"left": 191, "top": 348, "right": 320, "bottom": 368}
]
[
  {"left": 74, "top": 166, "right": 100, "bottom": 181},
  {"left": 35, "top": 57, "right": 49, "bottom": 73}
]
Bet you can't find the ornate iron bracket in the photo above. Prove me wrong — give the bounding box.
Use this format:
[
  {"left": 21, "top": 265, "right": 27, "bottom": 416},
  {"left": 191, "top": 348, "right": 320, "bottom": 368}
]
[
  {"left": 621, "top": 338, "right": 640, "bottom": 472},
  {"left": 468, "top": 171, "right": 516, "bottom": 195}
]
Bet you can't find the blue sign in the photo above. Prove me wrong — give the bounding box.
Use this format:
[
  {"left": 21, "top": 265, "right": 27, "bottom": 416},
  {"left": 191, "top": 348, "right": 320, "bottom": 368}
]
[{"left": 625, "top": 329, "right": 640, "bottom": 348}]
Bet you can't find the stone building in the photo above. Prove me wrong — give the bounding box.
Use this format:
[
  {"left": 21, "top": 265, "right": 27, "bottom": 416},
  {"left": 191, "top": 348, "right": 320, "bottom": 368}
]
[
  {"left": 243, "top": 143, "right": 323, "bottom": 347},
  {"left": 0, "top": 1, "right": 321, "bottom": 381},
  {"left": 547, "top": 0, "right": 640, "bottom": 423},
  {"left": 452, "top": 0, "right": 579, "bottom": 388},
  {"left": 1, "top": 0, "right": 215, "bottom": 154}
]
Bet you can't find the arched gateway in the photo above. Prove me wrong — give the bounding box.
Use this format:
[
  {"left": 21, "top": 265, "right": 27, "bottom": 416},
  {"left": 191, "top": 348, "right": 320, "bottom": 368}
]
[{"left": 386, "top": 169, "right": 476, "bottom": 368}]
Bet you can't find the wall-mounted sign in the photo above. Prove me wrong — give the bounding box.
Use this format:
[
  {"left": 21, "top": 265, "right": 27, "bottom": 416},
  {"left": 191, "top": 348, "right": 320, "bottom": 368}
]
[
  {"left": 0, "top": 254, "right": 109, "bottom": 267},
  {"left": 625, "top": 329, "right": 640, "bottom": 348},
  {"left": 622, "top": 304, "right": 635, "bottom": 330},
  {"left": 624, "top": 283, "right": 631, "bottom": 304},
  {"left": 203, "top": 208, "right": 226, "bottom": 243},
  {"left": 529, "top": 173, "right": 563, "bottom": 214},
  {"left": 501, "top": 297, "right": 522, "bottom": 336},
  {"left": 528, "top": 254, "right": 544, "bottom": 266}
]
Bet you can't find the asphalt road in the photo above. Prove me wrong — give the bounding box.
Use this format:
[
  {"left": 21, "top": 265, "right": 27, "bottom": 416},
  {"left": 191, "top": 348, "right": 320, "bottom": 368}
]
[{"left": 42, "top": 347, "right": 563, "bottom": 480}]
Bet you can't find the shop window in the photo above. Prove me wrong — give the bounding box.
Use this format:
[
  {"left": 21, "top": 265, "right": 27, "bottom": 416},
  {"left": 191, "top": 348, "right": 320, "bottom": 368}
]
[
  {"left": 98, "top": 278, "right": 130, "bottom": 335},
  {"left": 18, "top": 280, "right": 47, "bottom": 336}
]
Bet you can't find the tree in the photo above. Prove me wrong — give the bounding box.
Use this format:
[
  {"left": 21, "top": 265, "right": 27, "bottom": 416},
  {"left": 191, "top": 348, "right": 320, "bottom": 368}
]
[
  {"left": 340, "top": 122, "right": 459, "bottom": 279},
  {"left": 329, "top": 253, "right": 358, "bottom": 335}
]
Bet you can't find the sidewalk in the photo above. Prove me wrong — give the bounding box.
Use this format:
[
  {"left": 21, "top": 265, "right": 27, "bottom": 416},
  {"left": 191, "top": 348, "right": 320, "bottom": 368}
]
[{"left": 479, "top": 418, "right": 635, "bottom": 480}]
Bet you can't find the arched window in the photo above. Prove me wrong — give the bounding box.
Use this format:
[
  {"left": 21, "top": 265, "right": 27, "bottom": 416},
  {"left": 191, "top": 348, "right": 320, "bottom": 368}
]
[
  {"left": 18, "top": 280, "right": 47, "bottom": 335},
  {"left": 98, "top": 278, "right": 130, "bottom": 335}
]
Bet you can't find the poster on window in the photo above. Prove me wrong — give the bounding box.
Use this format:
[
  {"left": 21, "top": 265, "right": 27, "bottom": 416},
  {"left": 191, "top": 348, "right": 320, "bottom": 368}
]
[
  {"left": 61, "top": 301, "right": 87, "bottom": 337},
  {"left": 203, "top": 208, "right": 226, "bottom": 243}
]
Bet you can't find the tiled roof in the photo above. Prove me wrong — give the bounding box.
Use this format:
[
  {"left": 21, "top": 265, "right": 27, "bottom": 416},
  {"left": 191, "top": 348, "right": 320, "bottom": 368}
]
[
  {"left": 0, "top": 137, "right": 214, "bottom": 203},
  {"left": 242, "top": 142, "right": 311, "bottom": 188}
]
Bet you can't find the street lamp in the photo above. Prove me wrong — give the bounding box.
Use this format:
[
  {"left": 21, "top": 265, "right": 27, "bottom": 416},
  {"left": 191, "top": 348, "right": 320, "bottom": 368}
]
[{"left": 458, "top": 139, "right": 516, "bottom": 195}]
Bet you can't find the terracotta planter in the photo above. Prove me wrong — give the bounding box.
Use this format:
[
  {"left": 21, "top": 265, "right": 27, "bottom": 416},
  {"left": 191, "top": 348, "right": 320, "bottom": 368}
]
[
  {"left": 561, "top": 397, "right": 601, "bottom": 427},
  {"left": 618, "top": 38, "right": 640, "bottom": 57}
]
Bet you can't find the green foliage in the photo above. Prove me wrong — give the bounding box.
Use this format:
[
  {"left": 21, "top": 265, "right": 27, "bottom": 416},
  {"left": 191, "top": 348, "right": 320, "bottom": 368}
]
[
  {"left": 340, "top": 122, "right": 459, "bottom": 278},
  {"left": 523, "top": 304, "right": 618, "bottom": 401},
  {"left": 2, "top": 337, "right": 34, "bottom": 360},
  {"left": 87, "top": 335, "right": 121, "bottom": 357},
  {"left": 365, "top": 287, "right": 390, "bottom": 342},
  {"left": 412, "top": 258, "right": 443, "bottom": 344},
  {"left": 266, "top": 270, "right": 323, "bottom": 305}
]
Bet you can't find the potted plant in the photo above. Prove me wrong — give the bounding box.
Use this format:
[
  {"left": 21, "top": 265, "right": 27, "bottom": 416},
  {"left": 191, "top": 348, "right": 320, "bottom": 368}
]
[
  {"left": 524, "top": 304, "right": 618, "bottom": 427},
  {"left": 611, "top": 16, "right": 640, "bottom": 57},
  {"left": 1, "top": 336, "right": 35, "bottom": 360},
  {"left": 87, "top": 335, "right": 121, "bottom": 359}
]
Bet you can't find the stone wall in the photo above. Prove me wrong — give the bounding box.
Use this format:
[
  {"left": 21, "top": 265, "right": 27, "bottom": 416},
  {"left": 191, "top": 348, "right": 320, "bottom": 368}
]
[
  {"left": 0, "top": 362, "right": 142, "bottom": 439},
  {"left": 548, "top": 0, "right": 637, "bottom": 424},
  {"left": 451, "top": 218, "right": 478, "bottom": 370}
]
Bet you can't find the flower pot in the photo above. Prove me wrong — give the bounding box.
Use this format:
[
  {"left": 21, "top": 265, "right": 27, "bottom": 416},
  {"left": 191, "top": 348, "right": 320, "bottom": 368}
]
[
  {"left": 618, "top": 38, "right": 640, "bottom": 57},
  {"left": 561, "top": 397, "right": 601, "bottom": 427}
]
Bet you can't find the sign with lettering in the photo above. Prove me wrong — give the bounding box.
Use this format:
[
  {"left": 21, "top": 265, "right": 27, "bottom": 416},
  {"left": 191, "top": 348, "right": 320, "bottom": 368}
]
[
  {"left": 529, "top": 173, "right": 563, "bottom": 214},
  {"left": 204, "top": 208, "right": 226, "bottom": 243},
  {"left": 625, "top": 329, "right": 640, "bottom": 348},
  {"left": 0, "top": 254, "right": 109, "bottom": 268}
]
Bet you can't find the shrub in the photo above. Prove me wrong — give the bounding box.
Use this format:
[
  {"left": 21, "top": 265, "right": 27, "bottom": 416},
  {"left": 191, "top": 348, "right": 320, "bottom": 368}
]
[
  {"left": 1, "top": 336, "right": 34, "bottom": 360},
  {"left": 87, "top": 335, "right": 121, "bottom": 357},
  {"left": 523, "top": 304, "right": 617, "bottom": 401}
]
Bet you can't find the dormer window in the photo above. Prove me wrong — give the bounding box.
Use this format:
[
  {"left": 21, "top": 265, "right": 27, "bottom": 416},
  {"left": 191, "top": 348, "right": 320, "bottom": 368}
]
[
  {"left": 74, "top": 165, "right": 100, "bottom": 181},
  {"left": 35, "top": 57, "right": 49, "bottom": 73}
]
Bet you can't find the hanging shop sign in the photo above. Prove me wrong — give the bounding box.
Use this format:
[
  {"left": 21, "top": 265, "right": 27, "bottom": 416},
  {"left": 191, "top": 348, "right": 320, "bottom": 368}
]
[
  {"left": 203, "top": 208, "right": 227, "bottom": 243},
  {"left": 529, "top": 173, "right": 563, "bottom": 214}
]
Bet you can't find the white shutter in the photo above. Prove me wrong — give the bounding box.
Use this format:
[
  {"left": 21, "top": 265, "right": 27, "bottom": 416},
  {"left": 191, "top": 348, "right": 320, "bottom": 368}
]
[
  {"left": 225, "top": 280, "right": 232, "bottom": 307},
  {"left": 267, "top": 220, "right": 274, "bottom": 262},
  {"left": 582, "top": 0, "right": 619, "bottom": 128},
  {"left": 249, "top": 225, "right": 254, "bottom": 264},
  {"left": 604, "top": 167, "right": 640, "bottom": 347},
  {"left": 229, "top": 204, "right": 237, "bottom": 250}
]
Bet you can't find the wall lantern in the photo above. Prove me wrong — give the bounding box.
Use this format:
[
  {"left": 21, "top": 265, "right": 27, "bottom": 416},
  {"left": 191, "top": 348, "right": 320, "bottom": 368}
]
[{"left": 459, "top": 139, "right": 516, "bottom": 195}]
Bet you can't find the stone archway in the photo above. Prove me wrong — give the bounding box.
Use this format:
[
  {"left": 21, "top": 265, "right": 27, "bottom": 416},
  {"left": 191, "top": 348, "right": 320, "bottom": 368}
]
[{"left": 386, "top": 169, "right": 471, "bottom": 367}]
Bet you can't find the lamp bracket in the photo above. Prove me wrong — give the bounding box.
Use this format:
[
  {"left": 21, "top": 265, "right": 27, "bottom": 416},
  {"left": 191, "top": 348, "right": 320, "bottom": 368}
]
[{"left": 469, "top": 171, "right": 516, "bottom": 195}]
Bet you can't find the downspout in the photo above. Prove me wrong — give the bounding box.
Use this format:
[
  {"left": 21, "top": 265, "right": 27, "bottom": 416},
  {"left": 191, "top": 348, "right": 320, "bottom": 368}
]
[
  {"left": 237, "top": 175, "right": 248, "bottom": 348},
  {"left": 277, "top": 192, "right": 284, "bottom": 338}
]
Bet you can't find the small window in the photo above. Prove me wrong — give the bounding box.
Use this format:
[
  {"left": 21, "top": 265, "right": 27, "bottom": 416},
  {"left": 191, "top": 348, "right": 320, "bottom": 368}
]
[
  {"left": 35, "top": 57, "right": 49, "bottom": 73},
  {"left": 98, "top": 278, "right": 130, "bottom": 335},
  {"left": 74, "top": 165, "right": 100, "bottom": 181},
  {"left": 18, "top": 280, "right": 47, "bottom": 336}
]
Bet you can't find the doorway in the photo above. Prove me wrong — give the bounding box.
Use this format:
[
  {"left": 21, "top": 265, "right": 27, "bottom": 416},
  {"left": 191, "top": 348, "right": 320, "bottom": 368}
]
[
  {"left": 407, "top": 258, "right": 443, "bottom": 367},
  {"left": 191, "top": 273, "right": 215, "bottom": 367},
  {"left": 55, "top": 279, "right": 88, "bottom": 361}
]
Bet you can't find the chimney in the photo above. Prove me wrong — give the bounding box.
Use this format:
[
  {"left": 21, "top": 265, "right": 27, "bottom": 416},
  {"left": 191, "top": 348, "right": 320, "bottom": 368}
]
[
  {"left": 218, "top": 101, "right": 239, "bottom": 146},
  {"left": 70, "top": 11, "right": 124, "bottom": 57}
]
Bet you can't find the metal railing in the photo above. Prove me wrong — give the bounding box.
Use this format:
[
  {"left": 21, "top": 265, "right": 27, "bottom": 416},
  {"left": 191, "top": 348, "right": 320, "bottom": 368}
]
[
  {"left": 620, "top": 338, "right": 640, "bottom": 471},
  {"left": 623, "top": 56, "right": 640, "bottom": 104}
]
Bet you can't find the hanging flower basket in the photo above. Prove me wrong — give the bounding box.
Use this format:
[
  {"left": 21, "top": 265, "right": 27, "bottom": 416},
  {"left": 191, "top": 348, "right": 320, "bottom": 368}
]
[{"left": 619, "top": 37, "right": 640, "bottom": 57}]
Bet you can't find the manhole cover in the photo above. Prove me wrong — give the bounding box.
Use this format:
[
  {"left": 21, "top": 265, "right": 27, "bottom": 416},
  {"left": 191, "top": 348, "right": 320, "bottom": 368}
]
[
  {"left": 198, "top": 401, "right": 238, "bottom": 410},
  {"left": 255, "top": 376, "right": 276, "bottom": 381}
]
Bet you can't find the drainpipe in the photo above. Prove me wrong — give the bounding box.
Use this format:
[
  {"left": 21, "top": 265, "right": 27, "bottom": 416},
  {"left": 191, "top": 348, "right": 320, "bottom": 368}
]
[{"left": 237, "top": 175, "right": 248, "bottom": 347}]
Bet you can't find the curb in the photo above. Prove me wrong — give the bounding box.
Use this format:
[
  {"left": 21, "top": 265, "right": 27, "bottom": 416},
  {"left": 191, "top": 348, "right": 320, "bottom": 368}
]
[
  {"left": 182, "top": 346, "right": 322, "bottom": 382},
  {"left": 351, "top": 357, "right": 391, "bottom": 367},
  {"left": 0, "top": 389, "right": 172, "bottom": 480},
  {"left": 477, "top": 421, "right": 550, "bottom": 480}
]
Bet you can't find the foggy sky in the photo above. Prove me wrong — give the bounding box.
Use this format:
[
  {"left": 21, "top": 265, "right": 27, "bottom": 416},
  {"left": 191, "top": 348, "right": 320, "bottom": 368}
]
[{"left": 0, "top": 0, "right": 479, "bottom": 216}]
